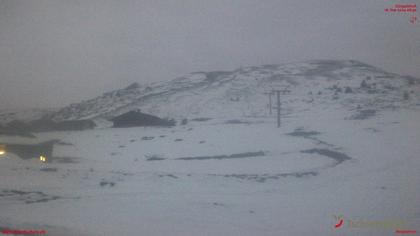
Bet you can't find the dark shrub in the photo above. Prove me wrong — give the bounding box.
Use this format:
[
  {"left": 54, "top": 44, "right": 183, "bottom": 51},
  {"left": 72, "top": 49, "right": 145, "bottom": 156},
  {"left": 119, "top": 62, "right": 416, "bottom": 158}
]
[
  {"left": 360, "top": 80, "right": 369, "bottom": 89},
  {"left": 404, "top": 91, "right": 410, "bottom": 100},
  {"left": 344, "top": 87, "right": 353, "bottom": 93},
  {"left": 181, "top": 118, "right": 188, "bottom": 125}
]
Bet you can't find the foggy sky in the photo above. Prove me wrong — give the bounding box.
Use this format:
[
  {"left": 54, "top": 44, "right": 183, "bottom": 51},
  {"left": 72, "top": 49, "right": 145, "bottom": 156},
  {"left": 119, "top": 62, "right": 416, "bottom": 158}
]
[{"left": 0, "top": 0, "right": 419, "bottom": 109}]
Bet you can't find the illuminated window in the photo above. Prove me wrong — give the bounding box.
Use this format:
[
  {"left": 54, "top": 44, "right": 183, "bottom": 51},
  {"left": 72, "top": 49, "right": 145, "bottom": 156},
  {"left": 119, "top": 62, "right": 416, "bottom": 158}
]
[{"left": 39, "top": 155, "right": 47, "bottom": 163}]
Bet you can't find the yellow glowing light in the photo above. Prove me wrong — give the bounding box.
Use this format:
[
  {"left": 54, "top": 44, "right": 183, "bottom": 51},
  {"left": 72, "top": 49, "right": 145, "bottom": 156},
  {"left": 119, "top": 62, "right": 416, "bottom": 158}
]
[
  {"left": 39, "top": 155, "right": 47, "bottom": 163},
  {"left": 0, "top": 145, "right": 5, "bottom": 156}
]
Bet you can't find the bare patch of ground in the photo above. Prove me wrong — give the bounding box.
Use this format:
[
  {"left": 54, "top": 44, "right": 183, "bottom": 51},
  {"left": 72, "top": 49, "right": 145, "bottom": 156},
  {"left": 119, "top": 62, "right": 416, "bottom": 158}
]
[
  {"left": 145, "top": 154, "right": 166, "bottom": 161},
  {"left": 0, "top": 189, "right": 61, "bottom": 204},
  {"left": 40, "top": 168, "right": 58, "bottom": 172},
  {"left": 301, "top": 148, "right": 351, "bottom": 166},
  {"left": 158, "top": 174, "right": 178, "bottom": 179},
  {"left": 51, "top": 156, "right": 81, "bottom": 164},
  {"left": 349, "top": 109, "right": 376, "bottom": 120},
  {"left": 364, "top": 127, "right": 380, "bottom": 133},
  {"left": 286, "top": 128, "right": 321, "bottom": 137},
  {"left": 215, "top": 171, "right": 318, "bottom": 182},
  {"left": 191, "top": 117, "right": 212, "bottom": 122},
  {"left": 287, "top": 128, "right": 334, "bottom": 147},
  {"left": 176, "top": 151, "right": 265, "bottom": 161}
]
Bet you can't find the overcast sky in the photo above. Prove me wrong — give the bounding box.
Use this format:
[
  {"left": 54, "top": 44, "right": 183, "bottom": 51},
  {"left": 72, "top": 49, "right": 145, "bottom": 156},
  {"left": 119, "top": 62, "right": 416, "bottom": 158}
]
[{"left": 0, "top": 0, "right": 419, "bottom": 109}]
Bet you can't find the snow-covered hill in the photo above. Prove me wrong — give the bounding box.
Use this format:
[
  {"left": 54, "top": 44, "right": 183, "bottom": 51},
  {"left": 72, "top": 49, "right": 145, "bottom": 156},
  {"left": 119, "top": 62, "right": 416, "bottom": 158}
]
[
  {"left": 1, "top": 60, "right": 420, "bottom": 236},
  {"left": 50, "top": 60, "right": 420, "bottom": 121}
]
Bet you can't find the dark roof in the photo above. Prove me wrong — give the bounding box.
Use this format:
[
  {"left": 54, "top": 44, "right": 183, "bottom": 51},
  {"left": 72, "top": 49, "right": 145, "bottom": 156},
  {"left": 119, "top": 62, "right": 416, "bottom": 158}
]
[
  {"left": 111, "top": 110, "right": 156, "bottom": 121},
  {"left": 0, "top": 120, "right": 35, "bottom": 137},
  {"left": 111, "top": 110, "right": 175, "bottom": 127}
]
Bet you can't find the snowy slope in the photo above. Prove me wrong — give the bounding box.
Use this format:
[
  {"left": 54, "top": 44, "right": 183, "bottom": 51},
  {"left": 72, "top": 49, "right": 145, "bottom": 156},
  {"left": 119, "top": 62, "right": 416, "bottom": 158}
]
[
  {"left": 1, "top": 60, "right": 420, "bottom": 236},
  {"left": 50, "top": 60, "right": 420, "bottom": 121},
  {"left": 1, "top": 108, "right": 419, "bottom": 236}
]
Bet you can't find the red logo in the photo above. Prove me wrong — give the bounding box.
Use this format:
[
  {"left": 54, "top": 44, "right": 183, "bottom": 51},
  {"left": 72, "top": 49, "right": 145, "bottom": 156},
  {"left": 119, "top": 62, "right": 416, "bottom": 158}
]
[
  {"left": 333, "top": 215, "right": 344, "bottom": 229},
  {"left": 395, "top": 229, "right": 417, "bottom": 234}
]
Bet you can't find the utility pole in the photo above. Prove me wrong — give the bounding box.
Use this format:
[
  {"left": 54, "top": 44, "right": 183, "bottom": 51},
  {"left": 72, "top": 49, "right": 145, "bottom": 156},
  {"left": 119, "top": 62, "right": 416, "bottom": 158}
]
[
  {"left": 276, "top": 90, "right": 280, "bottom": 127},
  {"left": 264, "top": 91, "right": 273, "bottom": 115},
  {"left": 272, "top": 88, "right": 290, "bottom": 128}
]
